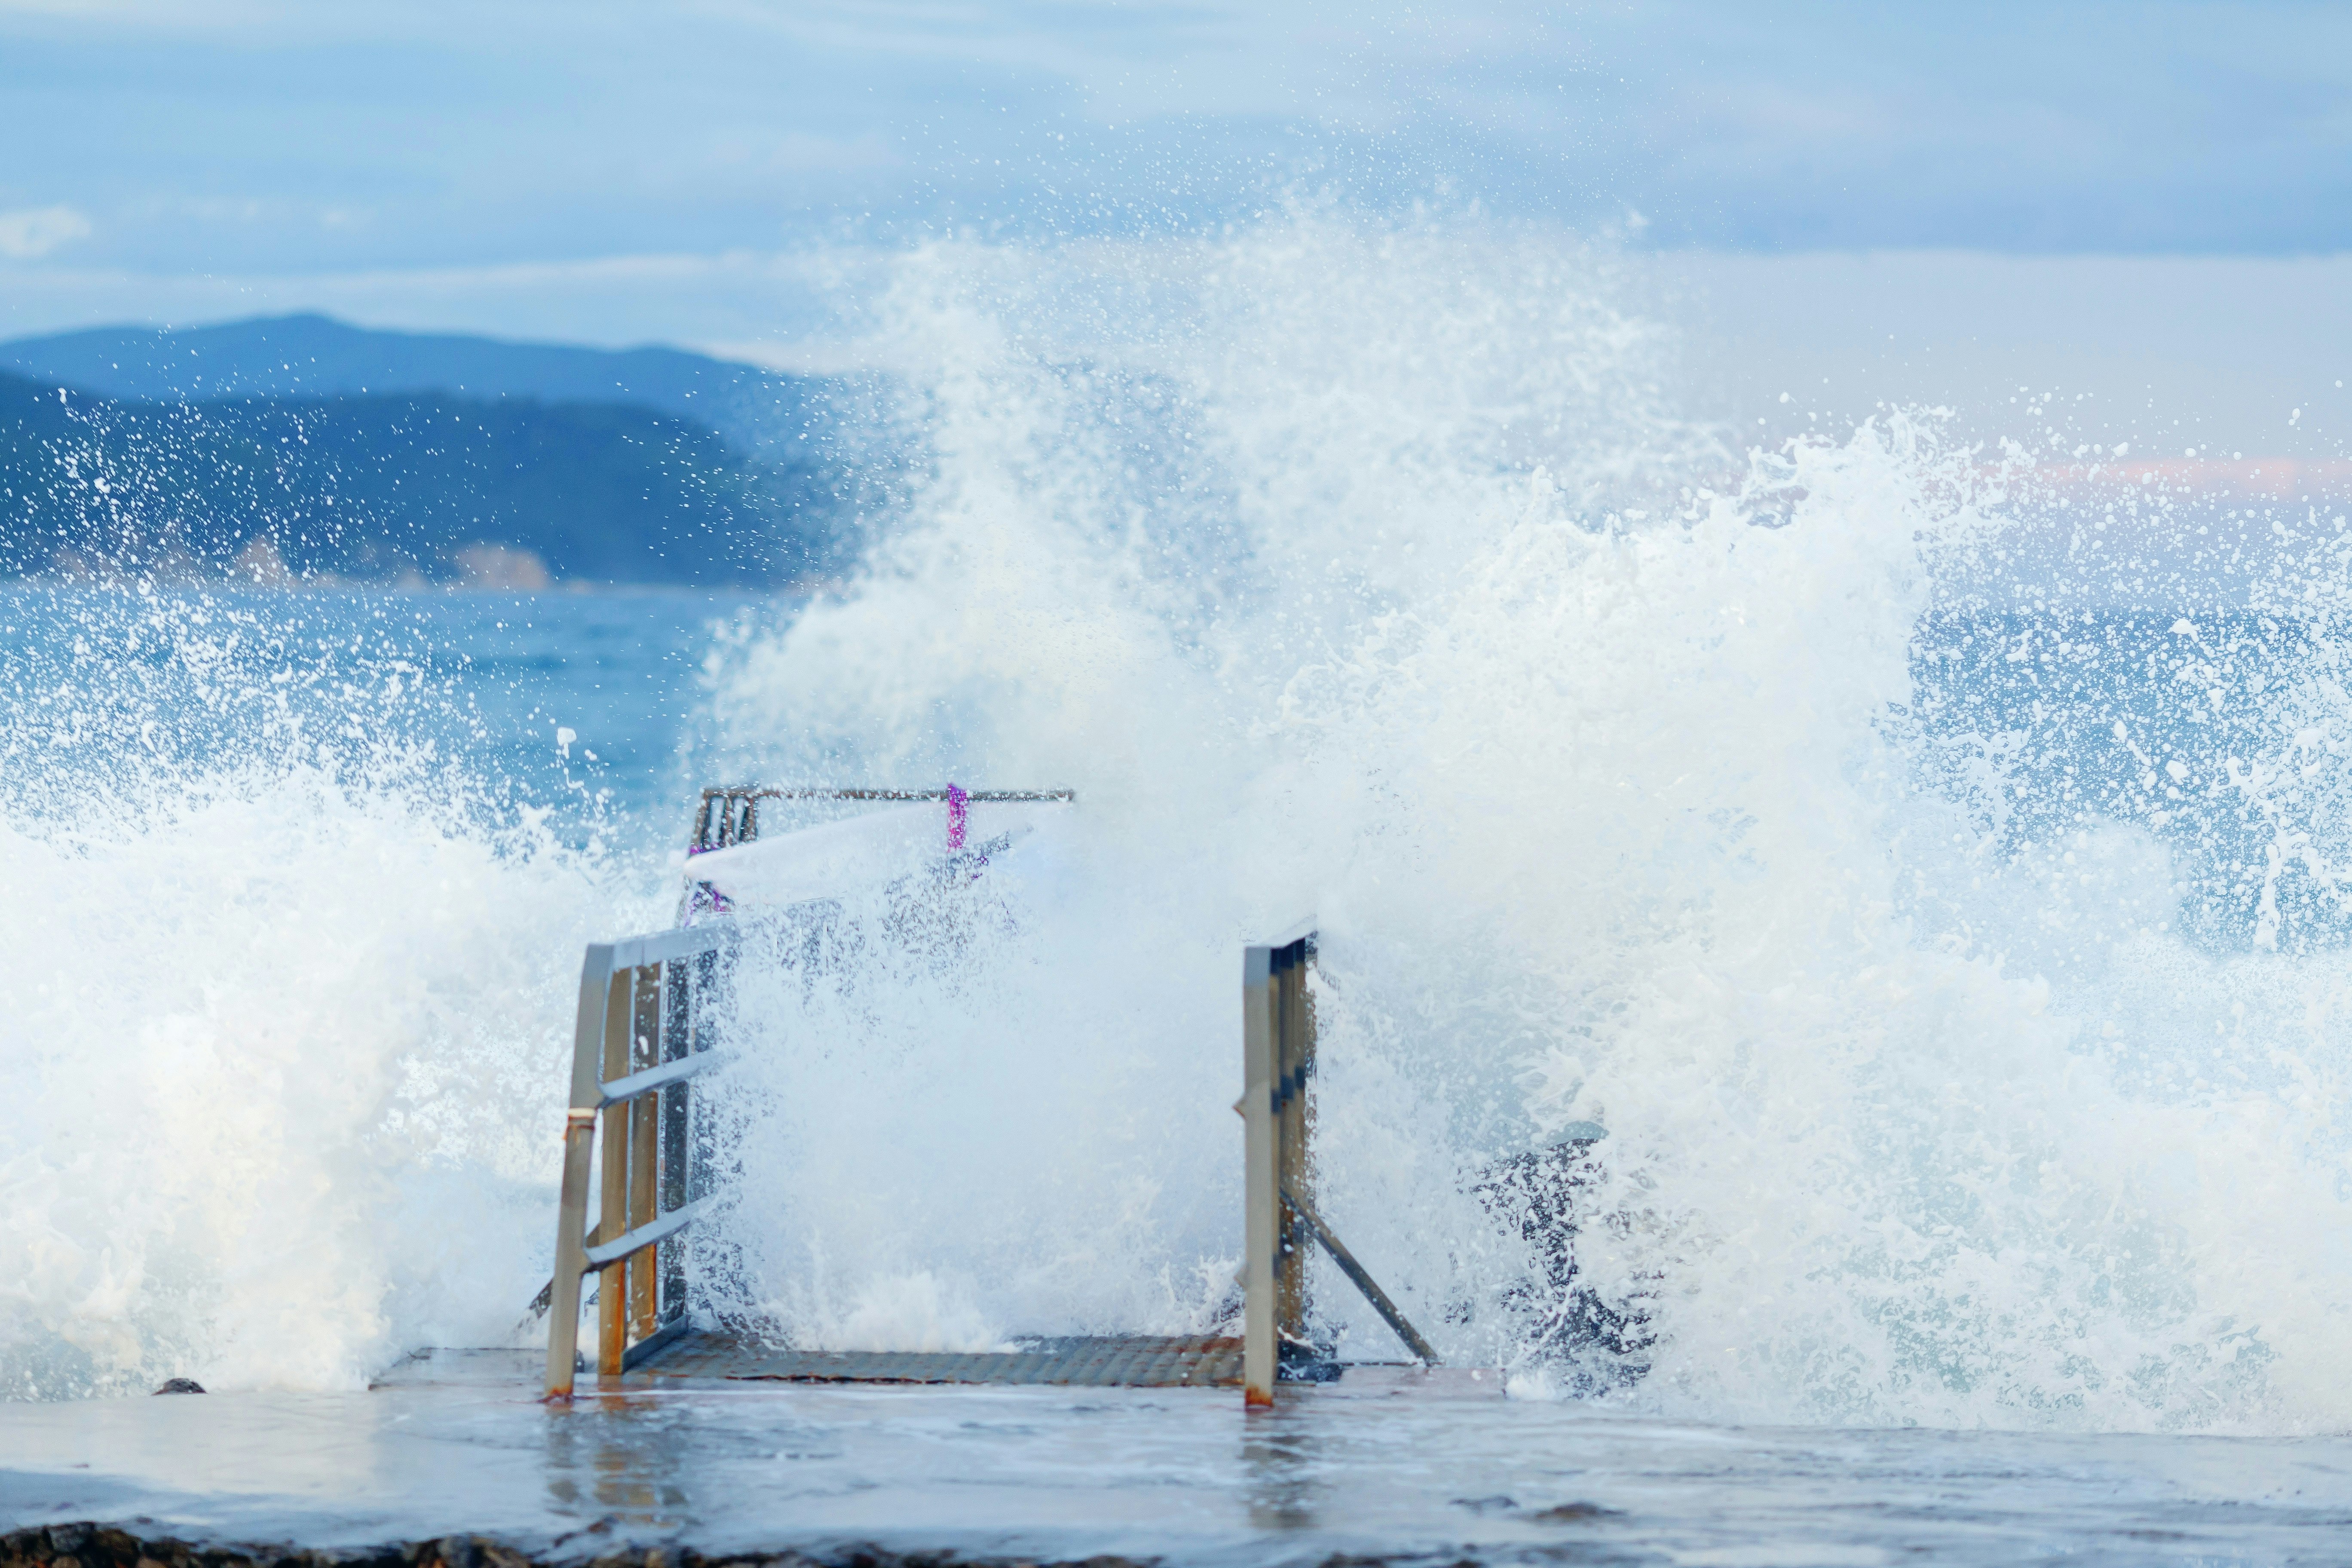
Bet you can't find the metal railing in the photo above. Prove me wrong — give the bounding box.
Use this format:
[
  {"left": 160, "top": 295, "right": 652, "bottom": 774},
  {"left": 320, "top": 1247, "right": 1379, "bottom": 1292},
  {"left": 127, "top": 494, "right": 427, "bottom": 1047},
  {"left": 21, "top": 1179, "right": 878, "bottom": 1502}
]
[
  {"left": 691, "top": 786, "right": 1076, "bottom": 851},
  {"left": 549, "top": 783, "right": 1079, "bottom": 1397},
  {"left": 543, "top": 922, "right": 741, "bottom": 1399},
  {"left": 545, "top": 913, "right": 1434, "bottom": 1403},
  {"left": 1241, "top": 928, "right": 1436, "bottom": 1406}
]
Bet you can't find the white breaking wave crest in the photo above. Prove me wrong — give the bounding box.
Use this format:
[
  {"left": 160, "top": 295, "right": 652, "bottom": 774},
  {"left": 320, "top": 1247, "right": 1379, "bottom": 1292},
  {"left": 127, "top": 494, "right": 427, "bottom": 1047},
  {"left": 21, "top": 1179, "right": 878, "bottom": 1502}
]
[
  {"left": 0, "top": 592, "right": 664, "bottom": 1398},
  {"left": 8, "top": 211, "right": 2352, "bottom": 1433},
  {"left": 691, "top": 212, "right": 2352, "bottom": 1433}
]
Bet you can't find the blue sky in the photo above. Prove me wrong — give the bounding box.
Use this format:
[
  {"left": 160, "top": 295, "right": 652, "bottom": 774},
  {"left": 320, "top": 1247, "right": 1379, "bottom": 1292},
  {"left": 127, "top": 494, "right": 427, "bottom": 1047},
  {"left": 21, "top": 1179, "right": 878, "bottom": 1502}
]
[{"left": 2, "top": 1, "right": 2349, "bottom": 347}]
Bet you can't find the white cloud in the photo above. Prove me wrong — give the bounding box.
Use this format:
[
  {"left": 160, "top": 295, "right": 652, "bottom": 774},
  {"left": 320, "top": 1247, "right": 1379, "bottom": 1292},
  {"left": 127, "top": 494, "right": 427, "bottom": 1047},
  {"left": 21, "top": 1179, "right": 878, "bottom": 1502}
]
[{"left": 0, "top": 205, "right": 93, "bottom": 260}]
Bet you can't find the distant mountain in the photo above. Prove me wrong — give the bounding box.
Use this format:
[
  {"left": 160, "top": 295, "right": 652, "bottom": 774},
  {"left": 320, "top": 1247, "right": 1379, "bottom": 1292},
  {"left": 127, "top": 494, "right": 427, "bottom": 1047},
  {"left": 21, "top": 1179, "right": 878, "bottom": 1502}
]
[
  {"left": 0, "top": 370, "right": 856, "bottom": 588},
  {"left": 0, "top": 313, "right": 821, "bottom": 452}
]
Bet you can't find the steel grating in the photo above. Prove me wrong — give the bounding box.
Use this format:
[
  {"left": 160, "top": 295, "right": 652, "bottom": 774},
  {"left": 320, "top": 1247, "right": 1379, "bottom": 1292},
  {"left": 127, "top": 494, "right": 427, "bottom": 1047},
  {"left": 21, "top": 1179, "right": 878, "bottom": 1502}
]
[{"left": 627, "top": 1330, "right": 1243, "bottom": 1387}]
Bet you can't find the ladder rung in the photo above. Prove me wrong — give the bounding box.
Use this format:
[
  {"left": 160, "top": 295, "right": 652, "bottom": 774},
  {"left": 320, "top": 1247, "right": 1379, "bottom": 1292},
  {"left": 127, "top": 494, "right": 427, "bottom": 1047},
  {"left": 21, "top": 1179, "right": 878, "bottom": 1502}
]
[
  {"left": 583, "top": 1195, "right": 714, "bottom": 1269},
  {"left": 597, "top": 1050, "right": 727, "bottom": 1108}
]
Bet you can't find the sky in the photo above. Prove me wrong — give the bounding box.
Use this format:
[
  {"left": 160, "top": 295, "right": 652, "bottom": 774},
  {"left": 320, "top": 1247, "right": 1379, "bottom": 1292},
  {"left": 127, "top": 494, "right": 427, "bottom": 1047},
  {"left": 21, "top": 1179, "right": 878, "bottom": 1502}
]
[{"left": 0, "top": 0, "right": 2348, "bottom": 449}]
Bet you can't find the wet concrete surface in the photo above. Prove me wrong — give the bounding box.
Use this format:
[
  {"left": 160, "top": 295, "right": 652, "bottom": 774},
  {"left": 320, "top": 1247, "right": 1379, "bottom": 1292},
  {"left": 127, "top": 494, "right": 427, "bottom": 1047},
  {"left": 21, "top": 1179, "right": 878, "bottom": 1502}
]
[{"left": 5, "top": 1351, "right": 2352, "bottom": 1566}]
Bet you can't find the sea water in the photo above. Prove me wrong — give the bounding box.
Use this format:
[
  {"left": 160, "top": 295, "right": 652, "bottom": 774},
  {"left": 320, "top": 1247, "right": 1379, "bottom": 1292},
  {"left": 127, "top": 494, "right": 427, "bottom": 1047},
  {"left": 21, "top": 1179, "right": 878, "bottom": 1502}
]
[
  {"left": 6, "top": 212, "right": 2352, "bottom": 1558},
  {"left": 0, "top": 584, "right": 781, "bottom": 835}
]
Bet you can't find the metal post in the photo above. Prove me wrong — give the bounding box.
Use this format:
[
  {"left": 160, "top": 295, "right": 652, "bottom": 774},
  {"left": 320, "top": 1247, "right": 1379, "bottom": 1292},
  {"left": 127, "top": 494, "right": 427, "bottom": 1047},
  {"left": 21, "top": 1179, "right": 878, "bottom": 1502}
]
[
  {"left": 659, "top": 958, "right": 691, "bottom": 1323},
  {"left": 596, "top": 967, "right": 632, "bottom": 1379},
  {"left": 1273, "top": 940, "right": 1314, "bottom": 1343},
  {"left": 628, "top": 964, "right": 661, "bottom": 1343},
  {"left": 544, "top": 944, "right": 616, "bottom": 1400},
  {"left": 689, "top": 949, "right": 717, "bottom": 1208},
  {"left": 1242, "top": 944, "right": 1280, "bottom": 1408}
]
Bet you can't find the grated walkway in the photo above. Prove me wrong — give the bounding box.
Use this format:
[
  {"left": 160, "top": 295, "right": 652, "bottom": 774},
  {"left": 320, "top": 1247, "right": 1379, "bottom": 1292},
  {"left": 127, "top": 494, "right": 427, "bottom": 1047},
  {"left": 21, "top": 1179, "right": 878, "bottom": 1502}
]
[{"left": 631, "top": 1330, "right": 1245, "bottom": 1387}]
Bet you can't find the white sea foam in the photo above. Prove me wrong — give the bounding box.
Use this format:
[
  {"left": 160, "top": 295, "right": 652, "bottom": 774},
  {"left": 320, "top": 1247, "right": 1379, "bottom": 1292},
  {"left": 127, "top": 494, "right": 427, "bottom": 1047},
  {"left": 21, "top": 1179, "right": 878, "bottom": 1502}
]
[
  {"left": 10, "top": 214, "right": 2352, "bottom": 1433},
  {"left": 0, "top": 591, "right": 661, "bottom": 1398},
  {"left": 689, "top": 213, "right": 2352, "bottom": 1432}
]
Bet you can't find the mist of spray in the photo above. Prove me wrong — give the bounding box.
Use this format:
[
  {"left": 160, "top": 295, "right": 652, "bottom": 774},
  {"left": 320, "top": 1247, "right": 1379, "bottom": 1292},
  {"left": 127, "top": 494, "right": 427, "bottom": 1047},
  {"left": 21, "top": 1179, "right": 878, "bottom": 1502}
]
[
  {"left": 690, "top": 213, "right": 2352, "bottom": 1432},
  {"left": 0, "top": 588, "right": 656, "bottom": 1397},
  {"left": 8, "top": 211, "right": 2352, "bottom": 1432}
]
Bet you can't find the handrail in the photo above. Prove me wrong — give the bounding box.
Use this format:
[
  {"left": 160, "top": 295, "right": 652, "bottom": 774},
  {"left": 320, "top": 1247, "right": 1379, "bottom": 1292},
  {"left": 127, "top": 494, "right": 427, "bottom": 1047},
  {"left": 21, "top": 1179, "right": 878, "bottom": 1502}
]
[
  {"left": 717, "top": 788, "right": 1075, "bottom": 801},
  {"left": 691, "top": 785, "right": 1075, "bottom": 851},
  {"left": 545, "top": 894, "right": 854, "bottom": 1399},
  {"left": 548, "top": 903, "right": 1423, "bottom": 1403},
  {"left": 543, "top": 918, "right": 743, "bottom": 1399},
  {"left": 548, "top": 796, "right": 1080, "bottom": 1398},
  {"left": 517, "top": 1050, "right": 731, "bottom": 1332}
]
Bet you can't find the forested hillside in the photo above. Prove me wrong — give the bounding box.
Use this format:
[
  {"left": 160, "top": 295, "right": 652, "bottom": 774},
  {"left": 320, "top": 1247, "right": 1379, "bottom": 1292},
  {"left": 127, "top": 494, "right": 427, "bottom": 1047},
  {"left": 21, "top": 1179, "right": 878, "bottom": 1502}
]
[
  {"left": 0, "top": 313, "right": 804, "bottom": 447},
  {"left": 0, "top": 370, "right": 857, "bottom": 588}
]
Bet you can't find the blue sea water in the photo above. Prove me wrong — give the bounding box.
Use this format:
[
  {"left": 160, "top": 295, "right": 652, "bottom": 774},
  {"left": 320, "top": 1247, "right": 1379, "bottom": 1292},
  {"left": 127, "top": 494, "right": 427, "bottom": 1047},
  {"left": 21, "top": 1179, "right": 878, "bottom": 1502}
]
[
  {"left": 0, "top": 583, "right": 785, "bottom": 845},
  {"left": 0, "top": 585, "right": 2328, "bottom": 956}
]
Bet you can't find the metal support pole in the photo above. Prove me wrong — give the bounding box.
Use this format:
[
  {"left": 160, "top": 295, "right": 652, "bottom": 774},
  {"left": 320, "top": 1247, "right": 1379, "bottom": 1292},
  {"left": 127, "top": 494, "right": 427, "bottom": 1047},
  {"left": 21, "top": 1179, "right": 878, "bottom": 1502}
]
[
  {"left": 659, "top": 958, "right": 692, "bottom": 1323},
  {"left": 544, "top": 944, "right": 616, "bottom": 1400},
  {"left": 596, "top": 967, "right": 632, "bottom": 1379},
  {"left": 1242, "top": 944, "right": 1280, "bottom": 1408},
  {"left": 689, "top": 949, "right": 717, "bottom": 1208},
  {"left": 1283, "top": 1181, "right": 1439, "bottom": 1365},
  {"left": 1273, "top": 940, "right": 1314, "bottom": 1343},
  {"left": 628, "top": 965, "right": 661, "bottom": 1343}
]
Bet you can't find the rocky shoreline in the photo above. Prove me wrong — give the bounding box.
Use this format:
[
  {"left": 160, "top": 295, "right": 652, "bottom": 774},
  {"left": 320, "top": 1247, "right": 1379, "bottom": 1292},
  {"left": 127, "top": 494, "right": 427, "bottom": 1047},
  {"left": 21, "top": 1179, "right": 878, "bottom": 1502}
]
[{"left": 0, "top": 1528, "right": 1153, "bottom": 1568}]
